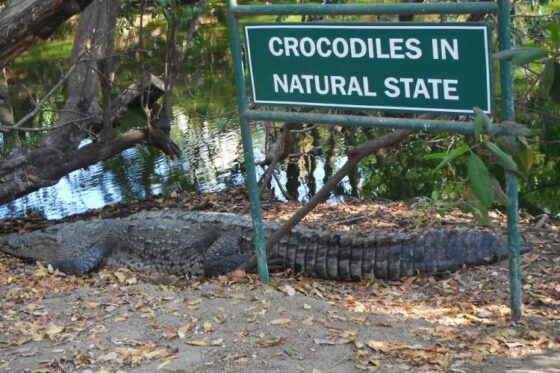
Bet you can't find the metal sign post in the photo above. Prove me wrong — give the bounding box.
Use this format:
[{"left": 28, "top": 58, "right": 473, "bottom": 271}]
[
  {"left": 498, "top": 0, "right": 522, "bottom": 322},
  {"left": 226, "top": 3, "right": 269, "bottom": 283},
  {"left": 226, "top": 0, "right": 521, "bottom": 320}
]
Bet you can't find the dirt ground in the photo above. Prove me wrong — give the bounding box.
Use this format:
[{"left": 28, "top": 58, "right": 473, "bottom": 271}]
[{"left": 0, "top": 189, "right": 559, "bottom": 372}]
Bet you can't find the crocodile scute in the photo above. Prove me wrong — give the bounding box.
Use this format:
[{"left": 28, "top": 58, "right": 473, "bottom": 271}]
[{"left": 0, "top": 209, "right": 531, "bottom": 280}]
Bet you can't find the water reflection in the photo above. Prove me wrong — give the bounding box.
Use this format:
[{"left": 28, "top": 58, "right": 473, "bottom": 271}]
[
  {"left": 1, "top": 5, "right": 558, "bottom": 219},
  {"left": 0, "top": 110, "right": 255, "bottom": 219}
]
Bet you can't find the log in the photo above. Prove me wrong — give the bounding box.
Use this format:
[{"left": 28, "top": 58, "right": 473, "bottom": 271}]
[
  {"left": 0, "top": 74, "right": 166, "bottom": 205},
  {"left": 0, "top": 0, "right": 178, "bottom": 206},
  {"left": 0, "top": 0, "right": 94, "bottom": 69}
]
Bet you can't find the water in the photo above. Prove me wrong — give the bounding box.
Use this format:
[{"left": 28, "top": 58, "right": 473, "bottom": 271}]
[
  {"left": 0, "top": 113, "right": 254, "bottom": 219},
  {"left": 0, "top": 107, "right": 353, "bottom": 219},
  {"left": 1, "top": 6, "right": 558, "bottom": 219}
]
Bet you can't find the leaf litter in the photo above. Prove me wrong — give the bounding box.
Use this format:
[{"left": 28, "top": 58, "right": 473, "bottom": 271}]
[{"left": 0, "top": 189, "right": 558, "bottom": 372}]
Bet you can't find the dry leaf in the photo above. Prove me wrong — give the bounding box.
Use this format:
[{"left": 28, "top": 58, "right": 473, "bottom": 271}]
[
  {"left": 157, "top": 357, "right": 174, "bottom": 370},
  {"left": 257, "top": 336, "right": 287, "bottom": 347},
  {"left": 353, "top": 341, "right": 365, "bottom": 350},
  {"left": 33, "top": 265, "right": 50, "bottom": 278},
  {"left": 31, "top": 333, "right": 44, "bottom": 342},
  {"left": 187, "top": 298, "right": 203, "bottom": 310},
  {"left": 475, "top": 310, "right": 494, "bottom": 318},
  {"left": 114, "top": 272, "right": 127, "bottom": 282},
  {"left": 471, "top": 352, "right": 485, "bottom": 363},
  {"left": 203, "top": 322, "right": 213, "bottom": 333},
  {"left": 46, "top": 325, "right": 64, "bottom": 339},
  {"left": 84, "top": 302, "right": 100, "bottom": 309},
  {"left": 97, "top": 351, "right": 118, "bottom": 362},
  {"left": 366, "top": 340, "right": 407, "bottom": 352},
  {"left": 144, "top": 350, "right": 163, "bottom": 359},
  {"left": 234, "top": 355, "right": 249, "bottom": 364},
  {"left": 177, "top": 323, "right": 193, "bottom": 339},
  {"left": 280, "top": 284, "right": 296, "bottom": 297},
  {"left": 270, "top": 318, "right": 291, "bottom": 325},
  {"left": 313, "top": 338, "right": 349, "bottom": 345},
  {"left": 349, "top": 315, "right": 368, "bottom": 323},
  {"left": 186, "top": 337, "right": 209, "bottom": 346},
  {"left": 302, "top": 317, "right": 314, "bottom": 326}
]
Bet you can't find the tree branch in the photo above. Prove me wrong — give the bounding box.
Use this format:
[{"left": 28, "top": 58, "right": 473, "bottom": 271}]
[
  {"left": 0, "top": 0, "right": 95, "bottom": 69},
  {"left": 244, "top": 129, "right": 415, "bottom": 271},
  {"left": 0, "top": 0, "right": 181, "bottom": 206}
]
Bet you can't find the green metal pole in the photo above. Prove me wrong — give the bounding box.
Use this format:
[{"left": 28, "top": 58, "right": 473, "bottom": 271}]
[
  {"left": 498, "top": 0, "right": 522, "bottom": 321},
  {"left": 229, "top": 2, "right": 498, "bottom": 16},
  {"left": 226, "top": 0, "right": 270, "bottom": 283},
  {"left": 245, "top": 109, "right": 498, "bottom": 135}
]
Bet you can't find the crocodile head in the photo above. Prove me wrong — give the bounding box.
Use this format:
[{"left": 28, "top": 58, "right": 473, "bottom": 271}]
[
  {"left": 0, "top": 222, "right": 108, "bottom": 274},
  {"left": 0, "top": 227, "right": 62, "bottom": 262}
]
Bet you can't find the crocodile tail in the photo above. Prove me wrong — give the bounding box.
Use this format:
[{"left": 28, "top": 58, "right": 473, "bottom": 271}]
[
  {"left": 273, "top": 229, "right": 388, "bottom": 281},
  {"left": 275, "top": 229, "right": 530, "bottom": 281},
  {"left": 291, "top": 230, "right": 418, "bottom": 281},
  {"left": 400, "top": 229, "right": 532, "bottom": 277}
]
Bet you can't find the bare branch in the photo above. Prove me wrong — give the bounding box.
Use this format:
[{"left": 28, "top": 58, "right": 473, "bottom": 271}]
[
  {"left": 10, "top": 62, "right": 80, "bottom": 129},
  {"left": 244, "top": 129, "right": 415, "bottom": 271},
  {"left": 0, "top": 114, "right": 95, "bottom": 134}
]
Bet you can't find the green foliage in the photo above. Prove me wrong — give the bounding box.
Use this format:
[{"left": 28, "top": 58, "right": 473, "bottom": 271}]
[
  {"left": 432, "top": 143, "right": 469, "bottom": 172},
  {"left": 472, "top": 107, "right": 489, "bottom": 141},
  {"left": 542, "top": 60, "right": 560, "bottom": 104},
  {"left": 467, "top": 154, "right": 493, "bottom": 208},
  {"left": 426, "top": 109, "right": 534, "bottom": 224},
  {"left": 464, "top": 186, "right": 490, "bottom": 225},
  {"left": 411, "top": 194, "right": 461, "bottom": 227},
  {"left": 423, "top": 5, "right": 559, "bottom": 220},
  {"left": 494, "top": 16, "right": 560, "bottom": 105},
  {"left": 484, "top": 141, "right": 518, "bottom": 172}
]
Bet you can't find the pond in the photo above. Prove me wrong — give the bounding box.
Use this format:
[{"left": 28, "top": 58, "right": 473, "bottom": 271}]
[{"left": 1, "top": 4, "right": 558, "bottom": 219}]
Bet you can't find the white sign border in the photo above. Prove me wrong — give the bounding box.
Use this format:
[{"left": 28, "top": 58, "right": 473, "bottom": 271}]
[{"left": 244, "top": 24, "right": 492, "bottom": 115}]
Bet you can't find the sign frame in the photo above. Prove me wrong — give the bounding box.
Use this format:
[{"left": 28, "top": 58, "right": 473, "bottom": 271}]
[{"left": 226, "top": 0, "right": 523, "bottom": 321}]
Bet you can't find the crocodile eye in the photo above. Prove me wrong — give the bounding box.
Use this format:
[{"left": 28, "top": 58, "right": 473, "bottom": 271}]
[{"left": 41, "top": 236, "right": 58, "bottom": 244}]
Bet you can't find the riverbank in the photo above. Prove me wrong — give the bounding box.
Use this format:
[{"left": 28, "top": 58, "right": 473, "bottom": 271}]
[{"left": 1, "top": 189, "right": 558, "bottom": 372}]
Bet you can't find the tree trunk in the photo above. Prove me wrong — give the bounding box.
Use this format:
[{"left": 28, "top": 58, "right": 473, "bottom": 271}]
[
  {"left": 0, "top": 69, "right": 14, "bottom": 125},
  {"left": 0, "top": 0, "right": 95, "bottom": 69},
  {"left": 0, "top": 0, "right": 179, "bottom": 206}
]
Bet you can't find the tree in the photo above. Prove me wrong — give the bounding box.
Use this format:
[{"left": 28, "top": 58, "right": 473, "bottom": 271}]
[
  {"left": 0, "top": 0, "right": 95, "bottom": 69},
  {"left": 0, "top": 0, "right": 202, "bottom": 205}
]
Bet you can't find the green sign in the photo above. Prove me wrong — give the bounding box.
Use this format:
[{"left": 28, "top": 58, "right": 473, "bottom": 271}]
[{"left": 244, "top": 23, "right": 492, "bottom": 115}]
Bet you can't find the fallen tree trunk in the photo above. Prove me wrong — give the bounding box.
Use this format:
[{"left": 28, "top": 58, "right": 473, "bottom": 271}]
[
  {"left": 0, "top": 74, "right": 167, "bottom": 205},
  {"left": 0, "top": 0, "right": 179, "bottom": 206},
  {"left": 0, "top": 0, "right": 94, "bottom": 69}
]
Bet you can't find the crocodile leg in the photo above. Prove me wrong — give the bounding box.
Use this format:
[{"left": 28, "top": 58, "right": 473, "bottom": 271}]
[
  {"left": 203, "top": 234, "right": 245, "bottom": 277},
  {"left": 52, "top": 244, "right": 108, "bottom": 274}
]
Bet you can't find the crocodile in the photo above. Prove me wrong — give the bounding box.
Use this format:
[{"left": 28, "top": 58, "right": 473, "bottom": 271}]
[{"left": 0, "top": 209, "right": 530, "bottom": 280}]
